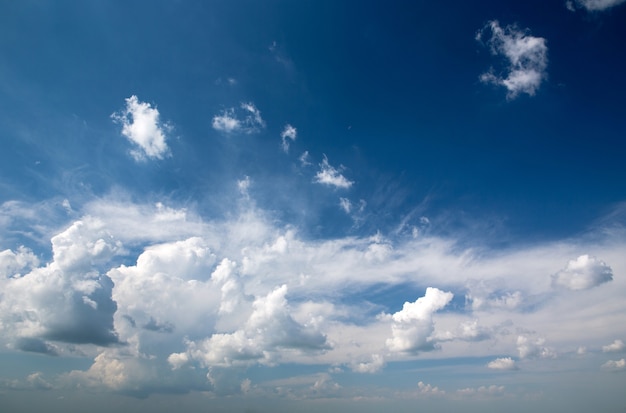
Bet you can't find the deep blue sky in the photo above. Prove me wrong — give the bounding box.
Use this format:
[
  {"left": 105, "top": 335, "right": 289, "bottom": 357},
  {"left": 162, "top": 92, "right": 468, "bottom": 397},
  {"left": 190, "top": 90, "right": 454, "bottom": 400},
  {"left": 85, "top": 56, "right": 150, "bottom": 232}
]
[{"left": 1, "top": 1, "right": 625, "bottom": 412}]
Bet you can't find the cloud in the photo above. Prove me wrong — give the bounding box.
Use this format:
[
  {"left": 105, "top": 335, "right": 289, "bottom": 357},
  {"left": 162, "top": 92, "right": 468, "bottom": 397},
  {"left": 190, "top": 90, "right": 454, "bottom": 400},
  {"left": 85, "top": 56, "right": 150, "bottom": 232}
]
[
  {"left": 516, "top": 335, "right": 556, "bottom": 359},
  {"left": 385, "top": 287, "right": 453, "bottom": 353},
  {"left": 280, "top": 124, "right": 297, "bottom": 153},
  {"left": 478, "top": 21, "right": 548, "bottom": 99},
  {"left": 602, "top": 339, "right": 625, "bottom": 353},
  {"left": 552, "top": 254, "right": 613, "bottom": 290},
  {"left": 601, "top": 358, "right": 626, "bottom": 371},
  {"left": 568, "top": 0, "right": 626, "bottom": 11},
  {"left": 350, "top": 354, "right": 385, "bottom": 374},
  {"left": 487, "top": 357, "right": 518, "bottom": 370},
  {"left": 314, "top": 156, "right": 354, "bottom": 189},
  {"left": 212, "top": 102, "right": 266, "bottom": 134},
  {"left": 456, "top": 385, "right": 506, "bottom": 399},
  {"left": 111, "top": 95, "right": 171, "bottom": 161}
]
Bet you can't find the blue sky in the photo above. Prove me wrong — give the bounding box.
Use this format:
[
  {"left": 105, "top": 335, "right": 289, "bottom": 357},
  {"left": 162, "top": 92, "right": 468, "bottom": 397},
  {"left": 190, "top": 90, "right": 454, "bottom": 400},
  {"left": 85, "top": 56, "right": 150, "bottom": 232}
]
[{"left": 1, "top": 1, "right": 626, "bottom": 411}]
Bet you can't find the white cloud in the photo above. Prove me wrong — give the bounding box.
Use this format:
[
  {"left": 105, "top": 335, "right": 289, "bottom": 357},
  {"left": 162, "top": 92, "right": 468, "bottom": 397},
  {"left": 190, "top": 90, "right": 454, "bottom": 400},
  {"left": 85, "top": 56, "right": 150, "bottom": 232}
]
[
  {"left": 111, "top": 95, "right": 171, "bottom": 161},
  {"left": 552, "top": 254, "right": 613, "bottom": 290},
  {"left": 212, "top": 102, "right": 266, "bottom": 135},
  {"left": 601, "top": 358, "right": 626, "bottom": 371},
  {"left": 602, "top": 339, "right": 625, "bottom": 353},
  {"left": 517, "top": 335, "right": 556, "bottom": 359},
  {"left": 314, "top": 156, "right": 353, "bottom": 189},
  {"left": 456, "top": 385, "right": 506, "bottom": 398},
  {"left": 570, "top": 0, "right": 626, "bottom": 11},
  {"left": 350, "top": 354, "right": 385, "bottom": 374},
  {"left": 487, "top": 357, "right": 518, "bottom": 370},
  {"left": 385, "top": 287, "right": 453, "bottom": 353},
  {"left": 478, "top": 21, "right": 548, "bottom": 99},
  {"left": 280, "top": 124, "right": 297, "bottom": 153},
  {"left": 339, "top": 197, "right": 352, "bottom": 213},
  {"left": 299, "top": 151, "right": 311, "bottom": 166}
]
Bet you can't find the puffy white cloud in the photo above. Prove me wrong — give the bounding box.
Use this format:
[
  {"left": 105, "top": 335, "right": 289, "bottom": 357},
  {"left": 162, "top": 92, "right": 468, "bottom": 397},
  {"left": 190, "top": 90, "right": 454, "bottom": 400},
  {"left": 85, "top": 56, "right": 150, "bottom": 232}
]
[
  {"left": 478, "top": 21, "right": 548, "bottom": 99},
  {"left": 0, "top": 246, "right": 39, "bottom": 277},
  {"left": 601, "top": 358, "right": 626, "bottom": 371},
  {"left": 350, "top": 354, "right": 385, "bottom": 374},
  {"left": 314, "top": 156, "right": 353, "bottom": 189},
  {"left": 385, "top": 287, "right": 453, "bottom": 353},
  {"left": 111, "top": 95, "right": 171, "bottom": 161},
  {"left": 569, "top": 0, "right": 626, "bottom": 11},
  {"left": 212, "top": 102, "right": 265, "bottom": 134},
  {"left": 602, "top": 339, "right": 625, "bottom": 353},
  {"left": 517, "top": 335, "right": 556, "bottom": 359},
  {"left": 487, "top": 357, "right": 518, "bottom": 370},
  {"left": 456, "top": 384, "right": 506, "bottom": 398},
  {"left": 552, "top": 254, "right": 613, "bottom": 290},
  {"left": 280, "top": 124, "right": 297, "bottom": 153}
]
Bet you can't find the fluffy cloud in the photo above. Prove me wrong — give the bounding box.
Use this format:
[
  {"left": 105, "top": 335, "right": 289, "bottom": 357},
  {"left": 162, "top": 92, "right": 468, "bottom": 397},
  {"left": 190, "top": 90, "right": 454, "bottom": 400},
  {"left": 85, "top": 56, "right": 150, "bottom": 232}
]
[
  {"left": 478, "top": 21, "right": 548, "bottom": 99},
  {"left": 517, "top": 335, "right": 556, "bottom": 359},
  {"left": 280, "top": 124, "right": 297, "bottom": 152},
  {"left": 487, "top": 357, "right": 518, "bottom": 370},
  {"left": 385, "top": 287, "right": 453, "bottom": 353},
  {"left": 552, "top": 254, "right": 613, "bottom": 290},
  {"left": 111, "top": 95, "right": 171, "bottom": 161},
  {"left": 568, "top": 0, "right": 626, "bottom": 11},
  {"left": 314, "top": 156, "right": 353, "bottom": 189},
  {"left": 212, "top": 102, "right": 266, "bottom": 134},
  {"left": 601, "top": 358, "right": 626, "bottom": 371},
  {"left": 0, "top": 218, "right": 121, "bottom": 348},
  {"left": 602, "top": 339, "right": 625, "bottom": 353}
]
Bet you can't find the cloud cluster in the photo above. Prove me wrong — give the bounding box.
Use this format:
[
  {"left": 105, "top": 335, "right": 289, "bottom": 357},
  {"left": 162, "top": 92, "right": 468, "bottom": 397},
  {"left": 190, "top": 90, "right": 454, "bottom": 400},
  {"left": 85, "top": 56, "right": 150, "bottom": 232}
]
[
  {"left": 567, "top": 0, "right": 626, "bottom": 11},
  {"left": 552, "top": 254, "right": 613, "bottom": 290},
  {"left": 212, "top": 102, "right": 266, "bottom": 134},
  {"left": 111, "top": 95, "right": 171, "bottom": 161},
  {"left": 478, "top": 21, "right": 548, "bottom": 99}
]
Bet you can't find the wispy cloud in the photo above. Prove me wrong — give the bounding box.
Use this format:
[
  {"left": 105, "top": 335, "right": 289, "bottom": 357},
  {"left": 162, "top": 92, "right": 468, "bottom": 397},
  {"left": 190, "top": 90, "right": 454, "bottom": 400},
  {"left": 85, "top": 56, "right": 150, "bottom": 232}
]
[
  {"left": 212, "top": 102, "right": 266, "bottom": 134},
  {"left": 477, "top": 21, "right": 548, "bottom": 99},
  {"left": 314, "top": 156, "right": 353, "bottom": 189},
  {"left": 487, "top": 357, "right": 518, "bottom": 370},
  {"left": 111, "top": 95, "right": 171, "bottom": 161},
  {"left": 567, "top": 0, "right": 626, "bottom": 11},
  {"left": 280, "top": 124, "right": 297, "bottom": 153}
]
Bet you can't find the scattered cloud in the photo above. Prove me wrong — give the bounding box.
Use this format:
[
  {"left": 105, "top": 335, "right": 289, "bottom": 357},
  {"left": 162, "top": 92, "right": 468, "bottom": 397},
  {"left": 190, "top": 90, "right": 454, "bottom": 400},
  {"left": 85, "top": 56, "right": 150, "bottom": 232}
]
[
  {"left": 212, "top": 102, "right": 266, "bottom": 134},
  {"left": 280, "top": 124, "right": 297, "bottom": 153},
  {"left": 567, "top": 0, "right": 626, "bottom": 11},
  {"left": 601, "top": 358, "right": 626, "bottom": 371},
  {"left": 477, "top": 21, "right": 548, "bottom": 99},
  {"left": 552, "top": 254, "right": 613, "bottom": 290},
  {"left": 314, "top": 156, "right": 354, "bottom": 189},
  {"left": 350, "top": 354, "right": 385, "bottom": 374},
  {"left": 384, "top": 287, "right": 453, "bottom": 353},
  {"left": 602, "top": 339, "right": 625, "bottom": 353},
  {"left": 517, "top": 335, "right": 556, "bottom": 359},
  {"left": 487, "top": 357, "right": 518, "bottom": 370},
  {"left": 111, "top": 95, "right": 171, "bottom": 161},
  {"left": 299, "top": 151, "right": 312, "bottom": 166}
]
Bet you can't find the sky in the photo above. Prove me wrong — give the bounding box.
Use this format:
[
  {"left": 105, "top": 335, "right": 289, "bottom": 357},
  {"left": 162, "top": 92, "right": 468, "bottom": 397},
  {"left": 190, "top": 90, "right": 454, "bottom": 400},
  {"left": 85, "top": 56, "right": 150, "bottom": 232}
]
[{"left": 1, "top": 1, "right": 626, "bottom": 412}]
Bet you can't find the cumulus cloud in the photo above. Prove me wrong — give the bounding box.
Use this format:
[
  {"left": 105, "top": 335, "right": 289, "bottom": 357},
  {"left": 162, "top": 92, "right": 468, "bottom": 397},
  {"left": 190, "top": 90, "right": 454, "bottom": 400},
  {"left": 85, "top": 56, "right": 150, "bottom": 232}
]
[
  {"left": 602, "top": 339, "right": 625, "bottom": 353},
  {"left": 212, "top": 102, "right": 265, "bottom": 134},
  {"left": 111, "top": 95, "right": 171, "bottom": 161},
  {"left": 517, "top": 335, "right": 556, "bottom": 359},
  {"left": 478, "top": 21, "right": 548, "bottom": 99},
  {"left": 350, "top": 354, "right": 385, "bottom": 374},
  {"left": 280, "top": 124, "right": 297, "bottom": 153},
  {"left": 487, "top": 357, "right": 518, "bottom": 370},
  {"left": 568, "top": 0, "right": 626, "bottom": 11},
  {"left": 456, "top": 385, "right": 506, "bottom": 398},
  {"left": 314, "top": 156, "right": 353, "bottom": 189},
  {"left": 552, "top": 254, "right": 613, "bottom": 290},
  {"left": 385, "top": 287, "right": 453, "bottom": 353},
  {"left": 601, "top": 358, "right": 626, "bottom": 371}
]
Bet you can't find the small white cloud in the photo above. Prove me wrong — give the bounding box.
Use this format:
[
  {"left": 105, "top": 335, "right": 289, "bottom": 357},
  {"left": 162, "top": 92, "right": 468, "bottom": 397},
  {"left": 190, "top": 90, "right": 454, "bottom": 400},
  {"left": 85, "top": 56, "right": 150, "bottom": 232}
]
[
  {"left": 212, "top": 102, "right": 265, "bottom": 134},
  {"left": 570, "top": 0, "right": 626, "bottom": 11},
  {"left": 299, "top": 151, "right": 311, "bottom": 166},
  {"left": 602, "top": 339, "right": 625, "bottom": 353},
  {"left": 314, "top": 156, "right": 353, "bottom": 189},
  {"left": 552, "top": 254, "right": 613, "bottom": 290},
  {"left": 601, "top": 358, "right": 626, "bottom": 371},
  {"left": 416, "top": 381, "right": 445, "bottom": 395},
  {"left": 111, "top": 95, "right": 171, "bottom": 161},
  {"left": 487, "top": 357, "right": 518, "bottom": 370},
  {"left": 517, "top": 335, "right": 556, "bottom": 359},
  {"left": 385, "top": 287, "right": 454, "bottom": 353},
  {"left": 280, "top": 124, "right": 297, "bottom": 153},
  {"left": 339, "top": 198, "right": 352, "bottom": 213},
  {"left": 350, "top": 354, "right": 385, "bottom": 374},
  {"left": 478, "top": 21, "right": 548, "bottom": 99}
]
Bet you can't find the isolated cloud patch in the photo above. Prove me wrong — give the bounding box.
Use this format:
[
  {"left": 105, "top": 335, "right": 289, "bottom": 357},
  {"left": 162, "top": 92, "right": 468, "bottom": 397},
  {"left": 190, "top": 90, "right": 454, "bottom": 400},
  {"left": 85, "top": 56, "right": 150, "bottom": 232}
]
[
  {"left": 314, "top": 156, "right": 353, "bottom": 189},
  {"left": 212, "top": 102, "right": 266, "bottom": 134},
  {"left": 280, "top": 124, "right": 297, "bottom": 152},
  {"left": 385, "top": 287, "right": 453, "bottom": 353},
  {"left": 111, "top": 95, "right": 171, "bottom": 161},
  {"left": 568, "top": 0, "right": 626, "bottom": 11},
  {"left": 601, "top": 358, "right": 626, "bottom": 371},
  {"left": 487, "top": 357, "right": 518, "bottom": 370},
  {"left": 552, "top": 254, "right": 613, "bottom": 290},
  {"left": 477, "top": 21, "right": 548, "bottom": 99},
  {"left": 602, "top": 339, "right": 625, "bottom": 353}
]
